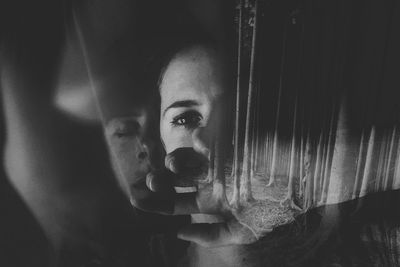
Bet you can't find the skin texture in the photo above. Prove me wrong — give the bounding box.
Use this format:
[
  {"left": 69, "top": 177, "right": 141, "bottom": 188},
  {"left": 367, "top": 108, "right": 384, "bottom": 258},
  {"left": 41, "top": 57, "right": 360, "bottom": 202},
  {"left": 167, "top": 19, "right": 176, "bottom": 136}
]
[
  {"left": 73, "top": 0, "right": 253, "bottom": 250},
  {"left": 158, "top": 46, "right": 257, "bottom": 248},
  {"left": 160, "top": 45, "right": 223, "bottom": 155},
  {"left": 0, "top": 1, "right": 249, "bottom": 265}
]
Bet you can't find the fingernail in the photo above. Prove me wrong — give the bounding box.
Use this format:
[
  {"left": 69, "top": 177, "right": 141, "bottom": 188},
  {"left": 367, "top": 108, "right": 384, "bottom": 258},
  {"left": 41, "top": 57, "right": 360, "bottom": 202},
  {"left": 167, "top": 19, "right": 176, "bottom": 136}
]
[
  {"left": 165, "top": 156, "right": 178, "bottom": 173},
  {"left": 177, "top": 229, "right": 186, "bottom": 240},
  {"left": 146, "top": 172, "right": 155, "bottom": 191}
]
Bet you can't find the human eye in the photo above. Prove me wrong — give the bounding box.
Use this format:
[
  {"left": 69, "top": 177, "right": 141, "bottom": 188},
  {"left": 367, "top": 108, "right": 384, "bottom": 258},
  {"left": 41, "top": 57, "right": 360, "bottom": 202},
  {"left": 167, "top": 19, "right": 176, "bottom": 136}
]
[
  {"left": 171, "top": 110, "right": 202, "bottom": 129},
  {"left": 106, "top": 119, "right": 141, "bottom": 138}
]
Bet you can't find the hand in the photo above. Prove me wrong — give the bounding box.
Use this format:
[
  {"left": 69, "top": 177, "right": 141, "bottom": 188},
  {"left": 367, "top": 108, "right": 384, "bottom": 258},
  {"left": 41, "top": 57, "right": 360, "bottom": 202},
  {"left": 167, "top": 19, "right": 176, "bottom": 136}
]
[
  {"left": 129, "top": 147, "right": 219, "bottom": 215},
  {"left": 177, "top": 210, "right": 259, "bottom": 248},
  {"left": 130, "top": 147, "right": 260, "bottom": 247}
]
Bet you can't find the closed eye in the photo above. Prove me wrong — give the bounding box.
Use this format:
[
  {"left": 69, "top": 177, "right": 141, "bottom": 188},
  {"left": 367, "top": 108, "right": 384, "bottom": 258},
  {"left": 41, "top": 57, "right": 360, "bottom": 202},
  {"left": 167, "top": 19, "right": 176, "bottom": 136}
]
[{"left": 106, "top": 118, "right": 141, "bottom": 138}]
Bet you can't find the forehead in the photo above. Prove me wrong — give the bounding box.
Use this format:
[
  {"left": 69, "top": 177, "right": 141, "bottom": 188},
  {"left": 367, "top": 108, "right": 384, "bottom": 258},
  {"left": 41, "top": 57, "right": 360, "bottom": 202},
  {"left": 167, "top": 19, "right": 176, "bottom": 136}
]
[{"left": 160, "top": 46, "right": 224, "bottom": 107}]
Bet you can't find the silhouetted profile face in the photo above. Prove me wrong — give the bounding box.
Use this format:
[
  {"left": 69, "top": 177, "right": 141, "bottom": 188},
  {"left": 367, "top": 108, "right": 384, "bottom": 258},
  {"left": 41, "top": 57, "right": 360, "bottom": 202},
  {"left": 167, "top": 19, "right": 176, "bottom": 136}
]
[
  {"left": 102, "top": 85, "right": 161, "bottom": 198},
  {"left": 160, "top": 45, "right": 224, "bottom": 156}
]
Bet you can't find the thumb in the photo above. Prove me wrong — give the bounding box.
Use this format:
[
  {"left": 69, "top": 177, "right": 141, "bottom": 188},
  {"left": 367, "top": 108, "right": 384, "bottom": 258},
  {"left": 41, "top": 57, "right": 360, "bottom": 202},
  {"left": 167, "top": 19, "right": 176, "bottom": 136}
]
[
  {"left": 145, "top": 169, "right": 175, "bottom": 193},
  {"left": 177, "top": 221, "right": 258, "bottom": 248}
]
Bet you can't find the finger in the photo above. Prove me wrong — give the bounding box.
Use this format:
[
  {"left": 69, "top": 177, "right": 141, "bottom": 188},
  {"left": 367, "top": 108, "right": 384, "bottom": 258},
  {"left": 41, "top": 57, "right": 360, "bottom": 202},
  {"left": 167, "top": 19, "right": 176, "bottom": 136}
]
[
  {"left": 177, "top": 223, "right": 232, "bottom": 247},
  {"left": 177, "top": 221, "right": 258, "bottom": 248},
  {"left": 165, "top": 147, "right": 208, "bottom": 177},
  {"left": 148, "top": 167, "right": 197, "bottom": 194},
  {"left": 130, "top": 176, "right": 202, "bottom": 215},
  {"left": 145, "top": 169, "right": 175, "bottom": 193},
  {"left": 146, "top": 169, "right": 198, "bottom": 209},
  {"left": 129, "top": 178, "right": 175, "bottom": 215},
  {"left": 173, "top": 192, "right": 200, "bottom": 215},
  {"left": 131, "top": 167, "right": 225, "bottom": 215}
]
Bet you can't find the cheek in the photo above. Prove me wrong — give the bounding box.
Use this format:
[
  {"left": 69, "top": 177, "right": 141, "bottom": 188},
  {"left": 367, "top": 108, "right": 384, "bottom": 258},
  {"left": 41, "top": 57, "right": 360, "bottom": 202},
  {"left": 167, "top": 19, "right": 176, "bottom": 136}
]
[
  {"left": 160, "top": 122, "right": 194, "bottom": 154},
  {"left": 106, "top": 136, "right": 151, "bottom": 183}
]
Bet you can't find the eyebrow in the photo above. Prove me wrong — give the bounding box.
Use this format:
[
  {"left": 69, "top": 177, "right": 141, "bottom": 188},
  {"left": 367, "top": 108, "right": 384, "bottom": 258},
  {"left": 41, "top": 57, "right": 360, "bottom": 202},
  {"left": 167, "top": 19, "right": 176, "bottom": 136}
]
[
  {"left": 105, "top": 116, "right": 143, "bottom": 135},
  {"left": 163, "top": 100, "right": 200, "bottom": 116}
]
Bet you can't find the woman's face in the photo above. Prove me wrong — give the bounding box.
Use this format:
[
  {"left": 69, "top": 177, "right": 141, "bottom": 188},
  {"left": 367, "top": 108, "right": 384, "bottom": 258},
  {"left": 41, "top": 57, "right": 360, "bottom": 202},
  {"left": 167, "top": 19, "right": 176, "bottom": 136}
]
[{"left": 160, "top": 46, "right": 224, "bottom": 155}]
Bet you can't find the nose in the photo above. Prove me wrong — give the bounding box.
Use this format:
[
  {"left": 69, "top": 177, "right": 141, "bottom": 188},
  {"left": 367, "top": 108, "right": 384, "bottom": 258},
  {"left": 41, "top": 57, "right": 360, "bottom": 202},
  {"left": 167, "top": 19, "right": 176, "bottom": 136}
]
[
  {"left": 139, "top": 109, "right": 165, "bottom": 169},
  {"left": 126, "top": 113, "right": 152, "bottom": 162},
  {"left": 192, "top": 126, "right": 212, "bottom": 159},
  {"left": 192, "top": 104, "right": 223, "bottom": 159},
  {"left": 136, "top": 143, "right": 149, "bottom": 160},
  {"left": 165, "top": 147, "right": 209, "bottom": 187}
]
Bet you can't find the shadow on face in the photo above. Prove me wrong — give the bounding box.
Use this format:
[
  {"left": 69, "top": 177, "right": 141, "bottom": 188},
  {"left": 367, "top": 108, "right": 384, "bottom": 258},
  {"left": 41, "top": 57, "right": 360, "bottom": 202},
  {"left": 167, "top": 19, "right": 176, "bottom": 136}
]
[
  {"left": 159, "top": 45, "right": 227, "bottom": 191},
  {"left": 160, "top": 45, "right": 224, "bottom": 158}
]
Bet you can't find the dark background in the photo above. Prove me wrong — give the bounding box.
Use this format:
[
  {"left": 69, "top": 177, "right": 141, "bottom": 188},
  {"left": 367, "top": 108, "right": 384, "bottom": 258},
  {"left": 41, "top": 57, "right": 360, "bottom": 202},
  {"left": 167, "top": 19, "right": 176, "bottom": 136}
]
[{"left": 1, "top": 0, "right": 400, "bottom": 266}]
